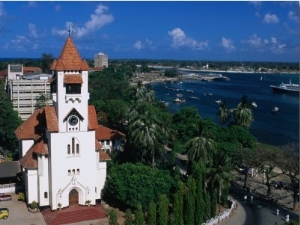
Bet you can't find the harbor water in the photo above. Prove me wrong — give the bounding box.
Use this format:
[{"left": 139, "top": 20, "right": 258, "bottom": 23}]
[{"left": 153, "top": 72, "right": 299, "bottom": 146}]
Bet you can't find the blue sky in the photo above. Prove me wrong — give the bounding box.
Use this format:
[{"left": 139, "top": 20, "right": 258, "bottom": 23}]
[{"left": 0, "top": 1, "right": 298, "bottom": 62}]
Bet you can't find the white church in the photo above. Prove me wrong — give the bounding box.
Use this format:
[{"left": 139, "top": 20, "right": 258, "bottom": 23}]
[{"left": 15, "top": 36, "right": 111, "bottom": 210}]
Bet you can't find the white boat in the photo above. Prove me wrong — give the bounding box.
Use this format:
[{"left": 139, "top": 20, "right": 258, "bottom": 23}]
[
  {"left": 174, "top": 98, "right": 186, "bottom": 103},
  {"left": 270, "top": 80, "right": 299, "bottom": 94}
]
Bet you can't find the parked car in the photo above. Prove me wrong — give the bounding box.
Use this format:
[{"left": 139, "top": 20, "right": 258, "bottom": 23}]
[
  {"left": 0, "top": 208, "right": 9, "bottom": 220},
  {"left": 0, "top": 194, "right": 12, "bottom": 201}
]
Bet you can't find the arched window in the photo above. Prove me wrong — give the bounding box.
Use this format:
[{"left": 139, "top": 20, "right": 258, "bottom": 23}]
[
  {"left": 76, "top": 144, "right": 79, "bottom": 154},
  {"left": 72, "top": 138, "right": 75, "bottom": 154},
  {"left": 67, "top": 144, "right": 70, "bottom": 155}
]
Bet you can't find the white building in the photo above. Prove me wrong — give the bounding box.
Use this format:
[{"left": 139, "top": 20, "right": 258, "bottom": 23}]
[
  {"left": 94, "top": 52, "right": 108, "bottom": 68},
  {"left": 15, "top": 36, "right": 111, "bottom": 210},
  {"left": 6, "top": 64, "right": 52, "bottom": 120}
]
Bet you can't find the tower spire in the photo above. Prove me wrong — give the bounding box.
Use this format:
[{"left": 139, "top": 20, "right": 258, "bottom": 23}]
[{"left": 68, "top": 22, "right": 72, "bottom": 37}]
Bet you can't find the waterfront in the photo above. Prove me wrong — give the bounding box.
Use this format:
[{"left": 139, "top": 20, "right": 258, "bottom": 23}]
[{"left": 153, "top": 72, "right": 299, "bottom": 146}]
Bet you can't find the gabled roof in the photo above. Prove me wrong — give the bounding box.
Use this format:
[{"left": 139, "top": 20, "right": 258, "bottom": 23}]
[
  {"left": 88, "top": 105, "right": 98, "bottom": 130},
  {"left": 95, "top": 125, "right": 126, "bottom": 141},
  {"left": 15, "top": 108, "right": 46, "bottom": 140},
  {"left": 50, "top": 36, "right": 89, "bottom": 71},
  {"left": 19, "top": 146, "right": 38, "bottom": 169}
]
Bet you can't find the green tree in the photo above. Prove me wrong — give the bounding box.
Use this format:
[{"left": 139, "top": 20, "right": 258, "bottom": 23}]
[
  {"left": 186, "top": 121, "right": 215, "bottom": 163},
  {"left": 104, "top": 163, "right": 175, "bottom": 209},
  {"left": 134, "top": 204, "right": 144, "bottom": 225},
  {"left": 172, "top": 180, "right": 184, "bottom": 225},
  {"left": 41, "top": 53, "right": 55, "bottom": 73},
  {"left": 216, "top": 100, "right": 230, "bottom": 125},
  {"left": 233, "top": 95, "right": 253, "bottom": 128},
  {"left": 185, "top": 176, "right": 196, "bottom": 225},
  {"left": 193, "top": 161, "right": 206, "bottom": 225},
  {"left": 0, "top": 81, "right": 22, "bottom": 159},
  {"left": 108, "top": 209, "right": 119, "bottom": 225},
  {"left": 124, "top": 209, "right": 133, "bottom": 225},
  {"left": 158, "top": 194, "right": 169, "bottom": 225},
  {"left": 147, "top": 202, "right": 157, "bottom": 225},
  {"left": 34, "top": 93, "right": 51, "bottom": 110},
  {"left": 206, "top": 150, "right": 233, "bottom": 214}
]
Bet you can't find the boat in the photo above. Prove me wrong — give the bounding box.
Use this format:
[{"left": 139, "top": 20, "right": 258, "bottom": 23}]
[
  {"left": 270, "top": 80, "right": 299, "bottom": 94},
  {"left": 174, "top": 98, "right": 186, "bottom": 103}
]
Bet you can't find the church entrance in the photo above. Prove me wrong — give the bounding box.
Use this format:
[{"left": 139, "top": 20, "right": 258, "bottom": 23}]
[{"left": 69, "top": 189, "right": 79, "bottom": 205}]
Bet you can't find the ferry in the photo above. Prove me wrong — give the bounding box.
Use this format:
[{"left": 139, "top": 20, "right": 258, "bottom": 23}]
[{"left": 270, "top": 80, "right": 299, "bottom": 94}]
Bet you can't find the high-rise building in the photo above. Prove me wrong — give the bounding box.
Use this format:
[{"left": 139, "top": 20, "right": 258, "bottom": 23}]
[
  {"left": 94, "top": 52, "right": 108, "bottom": 68},
  {"left": 6, "top": 64, "right": 52, "bottom": 120}
]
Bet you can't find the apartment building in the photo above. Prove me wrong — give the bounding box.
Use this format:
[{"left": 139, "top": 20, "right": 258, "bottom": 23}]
[{"left": 6, "top": 64, "right": 52, "bottom": 120}]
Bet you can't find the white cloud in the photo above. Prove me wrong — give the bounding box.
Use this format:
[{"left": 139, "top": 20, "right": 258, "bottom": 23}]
[
  {"left": 248, "top": 34, "right": 262, "bottom": 47},
  {"left": 134, "top": 40, "right": 143, "bottom": 50},
  {"left": 54, "top": 4, "right": 61, "bottom": 12},
  {"left": 168, "top": 28, "right": 208, "bottom": 50},
  {"left": 11, "top": 36, "right": 30, "bottom": 45},
  {"left": 52, "top": 3, "right": 114, "bottom": 38},
  {"left": 28, "top": 23, "right": 38, "bottom": 38},
  {"left": 246, "top": 34, "right": 286, "bottom": 54},
  {"left": 263, "top": 13, "right": 279, "bottom": 24},
  {"left": 221, "top": 37, "right": 235, "bottom": 51},
  {"left": 288, "top": 11, "right": 298, "bottom": 22}
]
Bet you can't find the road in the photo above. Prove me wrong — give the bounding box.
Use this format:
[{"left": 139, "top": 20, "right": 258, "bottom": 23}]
[{"left": 221, "top": 183, "right": 299, "bottom": 225}]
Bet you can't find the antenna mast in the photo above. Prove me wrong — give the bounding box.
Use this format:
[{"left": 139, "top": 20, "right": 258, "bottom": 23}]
[{"left": 68, "top": 22, "right": 72, "bottom": 37}]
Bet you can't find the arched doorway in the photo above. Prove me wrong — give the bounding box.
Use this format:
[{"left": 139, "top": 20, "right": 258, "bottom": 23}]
[{"left": 69, "top": 189, "right": 79, "bottom": 205}]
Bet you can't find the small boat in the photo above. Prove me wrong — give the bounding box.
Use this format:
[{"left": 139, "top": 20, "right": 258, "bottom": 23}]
[
  {"left": 174, "top": 98, "right": 186, "bottom": 103},
  {"left": 251, "top": 102, "right": 257, "bottom": 108},
  {"left": 186, "top": 89, "right": 194, "bottom": 93},
  {"left": 271, "top": 107, "right": 279, "bottom": 113},
  {"left": 215, "top": 100, "right": 222, "bottom": 104}
]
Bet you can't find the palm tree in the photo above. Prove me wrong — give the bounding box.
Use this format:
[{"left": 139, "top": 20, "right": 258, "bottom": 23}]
[
  {"left": 216, "top": 100, "right": 230, "bottom": 125},
  {"left": 234, "top": 95, "right": 253, "bottom": 128},
  {"left": 187, "top": 121, "right": 215, "bottom": 163},
  {"left": 206, "top": 150, "right": 233, "bottom": 214}
]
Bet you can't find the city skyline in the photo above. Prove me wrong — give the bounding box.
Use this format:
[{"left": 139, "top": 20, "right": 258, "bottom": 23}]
[{"left": 0, "top": 1, "right": 298, "bottom": 62}]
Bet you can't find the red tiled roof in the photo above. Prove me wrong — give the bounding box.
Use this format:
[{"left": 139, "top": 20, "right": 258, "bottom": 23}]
[
  {"left": 0, "top": 69, "right": 8, "bottom": 80},
  {"left": 50, "top": 37, "right": 89, "bottom": 71},
  {"left": 95, "top": 125, "right": 125, "bottom": 141},
  {"left": 99, "top": 149, "right": 111, "bottom": 161},
  {"left": 88, "top": 105, "right": 98, "bottom": 130},
  {"left": 15, "top": 108, "right": 45, "bottom": 140},
  {"left": 23, "top": 67, "right": 42, "bottom": 74},
  {"left": 32, "top": 139, "right": 48, "bottom": 155},
  {"left": 45, "top": 106, "right": 59, "bottom": 132},
  {"left": 64, "top": 74, "right": 83, "bottom": 84},
  {"left": 20, "top": 146, "right": 38, "bottom": 169}
]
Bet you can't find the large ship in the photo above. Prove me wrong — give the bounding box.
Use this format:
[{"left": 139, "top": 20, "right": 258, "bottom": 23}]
[{"left": 270, "top": 80, "right": 299, "bottom": 94}]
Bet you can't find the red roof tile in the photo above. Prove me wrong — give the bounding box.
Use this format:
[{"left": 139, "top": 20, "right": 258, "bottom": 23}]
[
  {"left": 23, "top": 67, "right": 42, "bottom": 74},
  {"left": 64, "top": 74, "right": 83, "bottom": 84},
  {"left": 99, "top": 149, "right": 111, "bottom": 161},
  {"left": 15, "top": 108, "right": 45, "bottom": 140},
  {"left": 32, "top": 139, "right": 48, "bottom": 155},
  {"left": 95, "top": 125, "right": 125, "bottom": 141},
  {"left": 88, "top": 105, "right": 98, "bottom": 130},
  {"left": 20, "top": 146, "right": 38, "bottom": 169},
  {"left": 45, "top": 106, "right": 59, "bottom": 132},
  {"left": 50, "top": 37, "right": 89, "bottom": 71}
]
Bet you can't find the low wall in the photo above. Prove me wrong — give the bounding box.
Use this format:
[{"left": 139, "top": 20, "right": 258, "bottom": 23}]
[{"left": 202, "top": 197, "right": 237, "bottom": 225}]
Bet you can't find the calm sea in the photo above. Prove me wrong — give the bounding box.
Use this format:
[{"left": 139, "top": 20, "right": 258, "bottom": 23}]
[{"left": 153, "top": 72, "right": 299, "bottom": 146}]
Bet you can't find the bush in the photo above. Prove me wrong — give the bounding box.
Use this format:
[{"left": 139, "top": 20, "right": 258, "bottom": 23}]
[
  {"left": 30, "top": 201, "right": 38, "bottom": 209},
  {"left": 18, "top": 192, "right": 25, "bottom": 201}
]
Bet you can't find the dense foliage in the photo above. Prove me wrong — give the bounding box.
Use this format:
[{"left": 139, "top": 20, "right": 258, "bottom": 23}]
[{"left": 104, "top": 163, "right": 176, "bottom": 209}]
